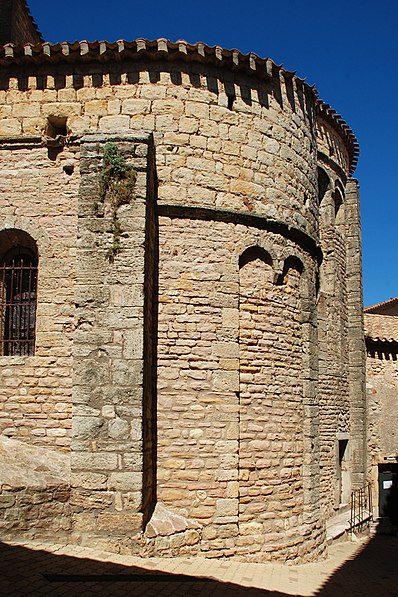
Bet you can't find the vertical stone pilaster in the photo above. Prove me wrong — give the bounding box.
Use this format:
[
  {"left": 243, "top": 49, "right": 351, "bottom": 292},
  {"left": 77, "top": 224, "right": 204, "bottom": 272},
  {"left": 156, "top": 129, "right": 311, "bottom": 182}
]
[
  {"left": 345, "top": 178, "right": 367, "bottom": 488},
  {"left": 71, "top": 133, "right": 156, "bottom": 548}
]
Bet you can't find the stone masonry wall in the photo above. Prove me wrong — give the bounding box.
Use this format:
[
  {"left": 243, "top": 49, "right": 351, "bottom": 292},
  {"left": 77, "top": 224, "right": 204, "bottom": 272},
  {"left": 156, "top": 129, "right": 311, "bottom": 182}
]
[
  {"left": 157, "top": 219, "right": 323, "bottom": 561},
  {"left": 71, "top": 133, "right": 157, "bottom": 551},
  {"left": 317, "top": 182, "right": 350, "bottom": 516},
  {"left": 0, "top": 53, "right": 363, "bottom": 560},
  {"left": 367, "top": 353, "right": 398, "bottom": 515},
  {"left": 0, "top": 61, "right": 318, "bottom": 241},
  {"left": 0, "top": 0, "right": 42, "bottom": 45},
  {"left": 0, "top": 141, "right": 78, "bottom": 449}
]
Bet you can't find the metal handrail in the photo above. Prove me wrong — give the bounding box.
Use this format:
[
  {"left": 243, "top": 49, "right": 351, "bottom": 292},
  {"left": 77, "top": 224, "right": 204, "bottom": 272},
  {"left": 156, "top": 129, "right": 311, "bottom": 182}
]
[{"left": 350, "top": 483, "right": 372, "bottom": 532}]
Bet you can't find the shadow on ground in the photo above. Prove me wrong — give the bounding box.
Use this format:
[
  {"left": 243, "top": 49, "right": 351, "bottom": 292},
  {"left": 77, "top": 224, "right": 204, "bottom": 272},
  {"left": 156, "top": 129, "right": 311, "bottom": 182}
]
[{"left": 0, "top": 534, "right": 397, "bottom": 596}]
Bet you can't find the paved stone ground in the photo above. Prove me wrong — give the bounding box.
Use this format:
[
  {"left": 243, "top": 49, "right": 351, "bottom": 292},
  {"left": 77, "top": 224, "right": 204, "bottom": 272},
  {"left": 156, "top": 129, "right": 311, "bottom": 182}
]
[{"left": 0, "top": 534, "right": 397, "bottom": 596}]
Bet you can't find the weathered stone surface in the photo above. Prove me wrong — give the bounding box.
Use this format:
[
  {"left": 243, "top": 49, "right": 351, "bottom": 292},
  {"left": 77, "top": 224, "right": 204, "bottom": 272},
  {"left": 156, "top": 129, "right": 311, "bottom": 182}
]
[
  {"left": 0, "top": 36, "right": 363, "bottom": 564},
  {"left": 145, "top": 502, "right": 201, "bottom": 538}
]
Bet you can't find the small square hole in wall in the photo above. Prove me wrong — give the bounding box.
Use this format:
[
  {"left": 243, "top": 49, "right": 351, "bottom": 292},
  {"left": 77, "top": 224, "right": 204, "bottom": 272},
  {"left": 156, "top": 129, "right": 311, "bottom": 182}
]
[{"left": 46, "top": 116, "right": 68, "bottom": 138}]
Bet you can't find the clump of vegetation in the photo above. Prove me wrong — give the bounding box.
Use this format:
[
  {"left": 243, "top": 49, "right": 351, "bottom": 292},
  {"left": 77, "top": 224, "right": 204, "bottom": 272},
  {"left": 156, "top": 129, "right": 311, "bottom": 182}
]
[
  {"left": 100, "top": 142, "right": 137, "bottom": 207},
  {"left": 97, "top": 142, "right": 136, "bottom": 262}
]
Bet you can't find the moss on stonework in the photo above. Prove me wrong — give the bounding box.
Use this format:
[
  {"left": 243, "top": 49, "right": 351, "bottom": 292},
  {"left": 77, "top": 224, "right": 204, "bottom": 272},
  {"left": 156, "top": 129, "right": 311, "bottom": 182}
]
[{"left": 98, "top": 142, "right": 136, "bottom": 262}]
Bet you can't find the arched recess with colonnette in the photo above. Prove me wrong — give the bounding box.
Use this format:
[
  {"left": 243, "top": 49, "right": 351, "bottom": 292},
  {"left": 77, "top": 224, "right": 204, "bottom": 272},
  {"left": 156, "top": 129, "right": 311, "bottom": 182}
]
[{"left": 238, "top": 242, "right": 322, "bottom": 559}]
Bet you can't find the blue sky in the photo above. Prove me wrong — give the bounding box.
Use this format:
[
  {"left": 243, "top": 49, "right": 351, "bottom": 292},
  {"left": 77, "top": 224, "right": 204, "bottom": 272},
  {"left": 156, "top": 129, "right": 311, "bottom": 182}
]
[{"left": 29, "top": 0, "right": 398, "bottom": 307}]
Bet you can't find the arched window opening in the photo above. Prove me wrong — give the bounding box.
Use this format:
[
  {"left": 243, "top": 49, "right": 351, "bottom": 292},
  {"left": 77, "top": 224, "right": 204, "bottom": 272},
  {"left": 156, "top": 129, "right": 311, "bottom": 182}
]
[{"left": 0, "top": 233, "right": 38, "bottom": 356}]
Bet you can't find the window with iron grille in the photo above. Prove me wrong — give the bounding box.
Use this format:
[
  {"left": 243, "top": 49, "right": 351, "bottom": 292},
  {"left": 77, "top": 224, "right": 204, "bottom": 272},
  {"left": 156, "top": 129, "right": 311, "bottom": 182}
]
[{"left": 0, "top": 248, "right": 38, "bottom": 356}]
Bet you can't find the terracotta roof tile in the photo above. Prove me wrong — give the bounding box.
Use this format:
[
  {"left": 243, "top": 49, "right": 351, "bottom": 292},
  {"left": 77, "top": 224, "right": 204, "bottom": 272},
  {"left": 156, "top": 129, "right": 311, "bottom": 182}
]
[
  {"left": 364, "top": 296, "right": 398, "bottom": 313},
  {"left": 364, "top": 314, "right": 398, "bottom": 342}
]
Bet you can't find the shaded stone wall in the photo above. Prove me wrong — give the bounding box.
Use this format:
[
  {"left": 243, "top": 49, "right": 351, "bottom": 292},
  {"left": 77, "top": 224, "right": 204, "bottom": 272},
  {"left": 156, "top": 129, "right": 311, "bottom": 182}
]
[
  {"left": 316, "top": 119, "right": 364, "bottom": 518},
  {"left": 367, "top": 356, "right": 398, "bottom": 464},
  {"left": 345, "top": 180, "right": 366, "bottom": 491},
  {"left": 0, "top": 0, "right": 42, "bottom": 45},
  {"left": 366, "top": 345, "right": 398, "bottom": 516}
]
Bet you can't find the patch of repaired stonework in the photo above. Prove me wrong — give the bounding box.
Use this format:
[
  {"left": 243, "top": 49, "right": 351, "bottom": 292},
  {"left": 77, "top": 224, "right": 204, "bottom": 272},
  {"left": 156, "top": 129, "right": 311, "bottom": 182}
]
[
  {"left": 0, "top": 435, "right": 71, "bottom": 539},
  {"left": 145, "top": 502, "right": 201, "bottom": 538},
  {"left": 0, "top": 435, "right": 69, "bottom": 489}
]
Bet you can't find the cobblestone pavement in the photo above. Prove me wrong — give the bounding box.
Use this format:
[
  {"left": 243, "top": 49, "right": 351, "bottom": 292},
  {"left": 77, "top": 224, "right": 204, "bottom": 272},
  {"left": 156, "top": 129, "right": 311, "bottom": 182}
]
[{"left": 0, "top": 534, "right": 397, "bottom": 596}]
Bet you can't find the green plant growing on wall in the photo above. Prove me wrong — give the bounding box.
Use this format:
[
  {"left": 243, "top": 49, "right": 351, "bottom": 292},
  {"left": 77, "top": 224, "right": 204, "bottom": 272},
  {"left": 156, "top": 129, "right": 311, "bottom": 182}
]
[{"left": 99, "top": 142, "right": 137, "bottom": 262}]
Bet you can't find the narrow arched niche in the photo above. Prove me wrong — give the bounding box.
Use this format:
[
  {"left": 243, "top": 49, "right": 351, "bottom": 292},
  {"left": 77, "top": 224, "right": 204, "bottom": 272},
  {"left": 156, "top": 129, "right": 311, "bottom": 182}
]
[
  {"left": 239, "top": 245, "right": 273, "bottom": 270},
  {"left": 334, "top": 188, "right": 344, "bottom": 228},
  {"left": 317, "top": 166, "right": 330, "bottom": 204},
  {"left": 276, "top": 255, "right": 304, "bottom": 286},
  {"left": 238, "top": 246, "right": 304, "bottom": 555}
]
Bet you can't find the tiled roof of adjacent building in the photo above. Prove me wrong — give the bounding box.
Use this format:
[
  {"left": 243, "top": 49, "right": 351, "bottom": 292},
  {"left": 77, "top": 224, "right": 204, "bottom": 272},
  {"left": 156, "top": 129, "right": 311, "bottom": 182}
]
[
  {"left": 364, "top": 296, "right": 398, "bottom": 314},
  {"left": 0, "top": 37, "right": 359, "bottom": 174},
  {"left": 364, "top": 314, "right": 398, "bottom": 343}
]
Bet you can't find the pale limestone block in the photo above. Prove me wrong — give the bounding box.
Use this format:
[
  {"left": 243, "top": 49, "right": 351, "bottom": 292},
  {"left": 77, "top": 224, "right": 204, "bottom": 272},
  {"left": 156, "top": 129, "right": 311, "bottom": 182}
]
[
  {"left": 121, "top": 99, "right": 151, "bottom": 115},
  {"left": 229, "top": 125, "right": 248, "bottom": 142},
  {"left": 215, "top": 469, "right": 238, "bottom": 481},
  {"left": 155, "top": 114, "right": 178, "bottom": 132},
  {"left": 97, "top": 512, "right": 142, "bottom": 531},
  {"left": 99, "top": 115, "right": 130, "bottom": 131},
  {"left": 162, "top": 132, "right": 190, "bottom": 146},
  {"left": 187, "top": 186, "right": 216, "bottom": 203},
  {"left": 123, "top": 330, "right": 143, "bottom": 360},
  {"left": 57, "top": 88, "right": 77, "bottom": 102},
  {"left": 108, "top": 417, "right": 129, "bottom": 439},
  {"left": 223, "top": 164, "right": 240, "bottom": 178},
  {"left": 179, "top": 116, "right": 199, "bottom": 133},
  {"left": 22, "top": 118, "right": 45, "bottom": 135},
  {"left": 0, "top": 105, "right": 12, "bottom": 117},
  {"left": 12, "top": 102, "right": 40, "bottom": 118},
  {"left": 41, "top": 102, "right": 82, "bottom": 117},
  {"left": 199, "top": 119, "right": 219, "bottom": 137},
  {"left": 194, "top": 171, "right": 227, "bottom": 191},
  {"left": 152, "top": 99, "right": 184, "bottom": 116},
  {"left": 210, "top": 105, "right": 239, "bottom": 124},
  {"left": 102, "top": 405, "right": 115, "bottom": 418},
  {"left": 71, "top": 452, "right": 118, "bottom": 471},
  {"left": 158, "top": 183, "right": 187, "bottom": 201},
  {"left": 67, "top": 115, "right": 91, "bottom": 134},
  {"left": 107, "top": 99, "right": 121, "bottom": 115},
  {"left": 171, "top": 167, "right": 194, "bottom": 185},
  {"left": 185, "top": 157, "right": 214, "bottom": 172},
  {"left": 215, "top": 498, "right": 238, "bottom": 516},
  {"left": 107, "top": 472, "right": 142, "bottom": 490},
  {"left": 265, "top": 138, "right": 280, "bottom": 154},
  {"left": 84, "top": 99, "right": 108, "bottom": 115},
  {"left": 206, "top": 137, "right": 222, "bottom": 152},
  {"left": 0, "top": 118, "right": 22, "bottom": 135},
  {"left": 230, "top": 179, "right": 264, "bottom": 196},
  {"left": 139, "top": 84, "right": 166, "bottom": 99},
  {"left": 212, "top": 342, "right": 239, "bottom": 358},
  {"left": 185, "top": 101, "right": 209, "bottom": 119},
  {"left": 222, "top": 140, "right": 240, "bottom": 156},
  {"left": 76, "top": 87, "right": 96, "bottom": 101},
  {"left": 214, "top": 440, "right": 238, "bottom": 453},
  {"left": 71, "top": 472, "right": 107, "bottom": 489},
  {"left": 222, "top": 308, "right": 239, "bottom": 328},
  {"left": 72, "top": 416, "right": 103, "bottom": 440}
]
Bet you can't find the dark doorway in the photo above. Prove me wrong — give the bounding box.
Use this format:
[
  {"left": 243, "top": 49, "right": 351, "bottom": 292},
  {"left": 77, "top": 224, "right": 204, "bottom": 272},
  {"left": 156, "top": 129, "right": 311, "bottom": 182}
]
[{"left": 378, "top": 463, "right": 398, "bottom": 524}]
